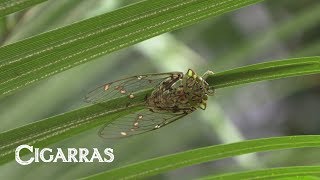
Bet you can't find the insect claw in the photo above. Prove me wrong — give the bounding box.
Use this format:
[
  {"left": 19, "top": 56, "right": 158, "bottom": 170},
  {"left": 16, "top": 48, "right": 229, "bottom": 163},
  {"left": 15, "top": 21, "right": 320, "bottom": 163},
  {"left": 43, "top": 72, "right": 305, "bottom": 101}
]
[{"left": 202, "top": 70, "right": 214, "bottom": 80}]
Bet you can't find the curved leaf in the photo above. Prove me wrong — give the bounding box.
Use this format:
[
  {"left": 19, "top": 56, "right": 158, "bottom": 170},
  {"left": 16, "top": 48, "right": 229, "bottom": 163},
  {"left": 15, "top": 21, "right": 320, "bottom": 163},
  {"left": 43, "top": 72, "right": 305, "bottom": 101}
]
[
  {"left": 0, "top": 0, "right": 263, "bottom": 97},
  {"left": 82, "top": 136, "right": 320, "bottom": 179},
  {"left": 0, "top": 57, "right": 319, "bottom": 165},
  {"left": 0, "top": 0, "right": 48, "bottom": 17},
  {"left": 200, "top": 166, "right": 320, "bottom": 180},
  {"left": 208, "top": 56, "right": 320, "bottom": 88}
]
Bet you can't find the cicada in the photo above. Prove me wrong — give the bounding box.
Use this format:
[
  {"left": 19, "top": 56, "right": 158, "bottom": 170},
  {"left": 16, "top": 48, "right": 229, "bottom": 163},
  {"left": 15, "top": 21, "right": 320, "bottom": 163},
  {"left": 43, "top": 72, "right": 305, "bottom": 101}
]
[{"left": 85, "top": 69, "right": 214, "bottom": 138}]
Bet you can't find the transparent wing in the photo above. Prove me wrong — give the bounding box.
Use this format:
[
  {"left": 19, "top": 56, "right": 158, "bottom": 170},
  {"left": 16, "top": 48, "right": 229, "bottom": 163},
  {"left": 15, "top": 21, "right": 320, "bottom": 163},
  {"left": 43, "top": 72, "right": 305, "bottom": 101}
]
[
  {"left": 84, "top": 72, "right": 183, "bottom": 104},
  {"left": 98, "top": 108, "right": 191, "bottom": 139}
]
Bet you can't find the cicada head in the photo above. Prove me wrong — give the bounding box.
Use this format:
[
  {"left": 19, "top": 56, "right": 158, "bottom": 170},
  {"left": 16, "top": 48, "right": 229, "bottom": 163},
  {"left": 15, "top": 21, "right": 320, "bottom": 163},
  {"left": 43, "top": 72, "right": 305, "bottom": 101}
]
[{"left": 182, "top": 69, "right": 214, "bottom": 110}]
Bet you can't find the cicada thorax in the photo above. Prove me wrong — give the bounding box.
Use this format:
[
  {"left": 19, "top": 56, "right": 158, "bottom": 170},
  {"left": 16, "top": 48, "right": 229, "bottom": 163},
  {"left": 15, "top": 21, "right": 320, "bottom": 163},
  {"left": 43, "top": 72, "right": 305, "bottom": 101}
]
[
  {"left": 146, "top": 73, "right": 195, "bottom": 114},
  {"left": 146, "top": 69, "right": 210, "bottom": 113}
]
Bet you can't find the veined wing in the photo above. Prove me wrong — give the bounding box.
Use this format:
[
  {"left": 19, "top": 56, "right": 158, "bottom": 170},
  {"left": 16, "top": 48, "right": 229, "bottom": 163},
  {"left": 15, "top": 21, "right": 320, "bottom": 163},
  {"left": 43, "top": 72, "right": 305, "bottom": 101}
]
[
  {"left": 84, "top": 72, "right": 183, "bottom": 104},
  {"left": 98, "top": 108, "right": 191, "bottom": 139}
]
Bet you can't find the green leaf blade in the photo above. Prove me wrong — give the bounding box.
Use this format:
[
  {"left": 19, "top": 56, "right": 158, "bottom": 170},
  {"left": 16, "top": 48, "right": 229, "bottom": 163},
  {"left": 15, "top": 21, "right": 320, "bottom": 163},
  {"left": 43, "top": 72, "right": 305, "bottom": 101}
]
[
  {"left": 0, "top": 0, "right": 264, "bottom": 97},
  {"left": 82, "top": 136, "right": 320, "bottom": 179},
  {"left": 207, "top": 56, "right": 320, "bottom": 89},
  {"left": 0, "top": 57, "right": 319, "bottom": 165},
  {"left": 201, "top": 166, "right": 320, "bottom": 180},
  {"left": 0, "top": 0, "right": 48, "bottom": 17},
  {"left": 0, "top": 90, "right": 148, "bottom": 165}
]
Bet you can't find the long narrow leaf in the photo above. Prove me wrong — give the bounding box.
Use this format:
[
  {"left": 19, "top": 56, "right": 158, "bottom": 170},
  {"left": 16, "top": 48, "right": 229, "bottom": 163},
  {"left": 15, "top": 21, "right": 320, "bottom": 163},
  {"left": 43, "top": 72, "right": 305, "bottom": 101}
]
[
  {"left": 0, "top": 57, "right": 319, "bottom": 165},
  {"left": 0, "top": 0, "right": 263, "bottom": 97},
  {"left": 0, "top": 0, "right": 48, "bottom": 17},
  {"left": 83, "top": 136, "right": 320, "bottom": 179},
  {"left": 208, "top": 56, "right": 320, "bottom": 88},
  {"left": 0, "top": 90, "right": 148, "bottom": 165},
  {"left": 200, "top": 166, "right": 320, "bottom": 180}
]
